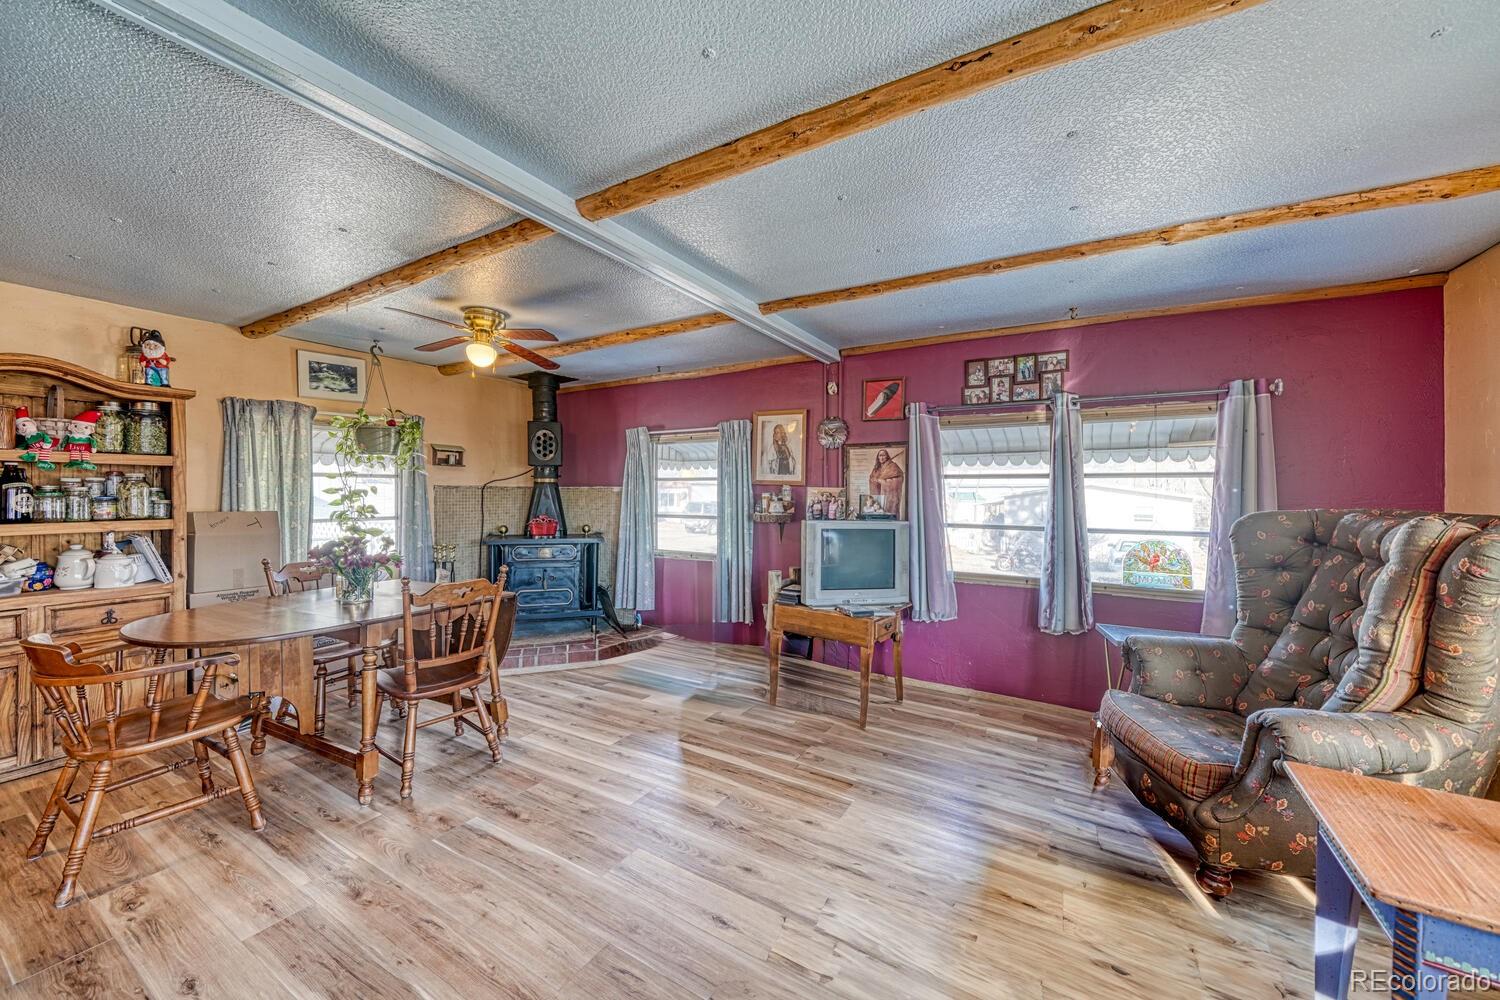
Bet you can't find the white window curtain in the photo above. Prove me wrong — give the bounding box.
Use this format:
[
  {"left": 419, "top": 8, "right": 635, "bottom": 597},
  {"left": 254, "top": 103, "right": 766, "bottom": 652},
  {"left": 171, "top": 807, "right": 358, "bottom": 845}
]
[
  {"left": 714, "top": 419, "right": 753, "bottom": 623},
  {"left": 220, "top": 397, "right": 315, "bottom": 565},
  {"left": 615, "top": 426, "right": 656, "bottom": 611},
  {"left": 397, "top": 416, "right": 434, "bottom": 582},
  {"left": 1038, "top": 391, "right": 1093, "bottom": 635},
  {"left": 1200, "top": 379, "right": 1277, "bottom": 635},
  {"left": 907, "top": 403, "right": 958, "bottom": 622}
]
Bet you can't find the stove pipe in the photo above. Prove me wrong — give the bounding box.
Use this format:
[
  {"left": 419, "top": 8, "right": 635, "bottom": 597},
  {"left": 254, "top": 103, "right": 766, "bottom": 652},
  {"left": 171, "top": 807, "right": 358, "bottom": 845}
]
[{"left": 523, "top": 371, "right": 571, "bottom": 535}]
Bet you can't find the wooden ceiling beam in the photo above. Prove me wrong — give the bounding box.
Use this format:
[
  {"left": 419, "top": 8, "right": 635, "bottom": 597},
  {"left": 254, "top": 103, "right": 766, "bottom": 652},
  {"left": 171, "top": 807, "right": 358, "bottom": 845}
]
[
  {"left": 576, "top": 0, "right": 1267, "bottom": 221},
  {"left": 437, "top": 311, "right": 734, "bottom": 376},
  {"left": 559, "top": 355, "right": 809, "bottom": 393},
  {"left": 239, "top": 220, "right": 552, "bottom": 338},
  {"left": 760, "top": 164, "right": 1500, "bottom": 313}
]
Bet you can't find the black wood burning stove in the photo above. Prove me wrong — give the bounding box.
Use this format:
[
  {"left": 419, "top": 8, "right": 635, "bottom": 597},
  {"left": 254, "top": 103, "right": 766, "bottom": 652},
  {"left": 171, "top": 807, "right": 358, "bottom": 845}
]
[{"left": 483, "top": 372, "right": 604, "bottom": 633}]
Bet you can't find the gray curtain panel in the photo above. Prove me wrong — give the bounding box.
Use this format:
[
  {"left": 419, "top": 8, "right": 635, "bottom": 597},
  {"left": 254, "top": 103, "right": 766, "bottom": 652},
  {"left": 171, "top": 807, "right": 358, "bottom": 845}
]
[
  {"left": 714, "top": 419, "right": 753, "bottom": 624},
  {"left": 615, "top": 426, "right": 656, "bottom": 611},
  {"left": 397, "top": 416, "right": 435, "bottom": 582},
  {"left": 1038, "top": 391, "right": 1094, "bottom": 635},
  {"left": 220, "top": 397, "right": 315, "bottom": 566},
  {"left": 1200, "top": 379, "right": 1278, "bottom": 635},
  {"left": 907, "top": 403, "right": 958, "bottom": 622}
]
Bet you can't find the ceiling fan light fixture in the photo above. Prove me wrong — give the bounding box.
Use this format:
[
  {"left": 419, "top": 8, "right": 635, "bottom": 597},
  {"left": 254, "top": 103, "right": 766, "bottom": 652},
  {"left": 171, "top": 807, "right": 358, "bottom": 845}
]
[{"left": 465, "top": 339, "right": 499, "bottom": 367}]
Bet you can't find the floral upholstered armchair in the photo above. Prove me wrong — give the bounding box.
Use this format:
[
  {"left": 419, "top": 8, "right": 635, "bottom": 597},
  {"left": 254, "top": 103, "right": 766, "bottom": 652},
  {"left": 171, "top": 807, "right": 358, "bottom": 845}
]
[{"left": 1096, "top": 509, "right": 1500, "bottom": 898}]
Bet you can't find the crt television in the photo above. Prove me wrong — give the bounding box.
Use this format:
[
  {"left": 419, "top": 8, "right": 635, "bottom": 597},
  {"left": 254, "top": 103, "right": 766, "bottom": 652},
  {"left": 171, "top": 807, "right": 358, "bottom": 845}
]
[{"left": 800, "top": 520, "right": 910, "bottom": 607}]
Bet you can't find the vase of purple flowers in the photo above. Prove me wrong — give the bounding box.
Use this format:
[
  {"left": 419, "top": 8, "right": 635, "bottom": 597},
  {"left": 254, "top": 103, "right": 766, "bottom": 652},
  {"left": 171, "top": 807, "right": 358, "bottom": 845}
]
[{"left": 308, "top": 535, "right": 401, "bottom": 605}]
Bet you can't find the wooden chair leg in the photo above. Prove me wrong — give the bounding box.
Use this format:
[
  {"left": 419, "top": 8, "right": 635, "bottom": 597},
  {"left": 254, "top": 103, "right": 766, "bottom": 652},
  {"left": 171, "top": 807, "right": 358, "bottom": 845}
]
[
  {"left": 250, "top": 704, "right": 266, "bottom": 755},
  {"left": 27, "top": 758, "right": 81, "bottom": 860},
  {"left": 55, "top": 759, "right": 111, "bottom": 908},
  {"left": 473, "top": 684, "right": 502, "bottom": 763},
  {"left": 192, "top": 739, "right": 215, "bottom": 794},
  {"left": 400, "top": 699, "right": 419, "bottom": 800},
  {"left": 222, "top": 727, "right": 265, "bottom": 832},
  {"left": 346, "top": 655, "right": 357, "bottom": 708},
  {"left": 452, "top": 691, "right": 464, "bottom": 736}
]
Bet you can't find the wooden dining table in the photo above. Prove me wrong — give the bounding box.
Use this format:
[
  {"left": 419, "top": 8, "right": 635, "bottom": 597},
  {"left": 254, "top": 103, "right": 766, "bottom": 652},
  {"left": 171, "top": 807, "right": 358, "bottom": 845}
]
[{"left": 120, "top": 580, "right": 508, "bottom": 805}]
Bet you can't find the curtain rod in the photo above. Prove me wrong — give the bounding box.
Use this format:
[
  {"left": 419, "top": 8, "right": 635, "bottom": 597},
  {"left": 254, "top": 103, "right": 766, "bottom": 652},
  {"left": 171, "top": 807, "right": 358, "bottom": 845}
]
[
  {"left": 932, "top": 378, "right": 1282, "bottom": 417},
  {"left": 650, "top": 426, "right": 719, "bottom": 437}
]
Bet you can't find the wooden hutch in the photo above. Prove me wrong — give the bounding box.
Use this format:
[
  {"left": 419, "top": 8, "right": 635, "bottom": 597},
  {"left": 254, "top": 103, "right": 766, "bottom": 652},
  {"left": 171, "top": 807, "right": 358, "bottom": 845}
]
[{"left": 0, "top": 354, "right": 192, "bottom": 783}]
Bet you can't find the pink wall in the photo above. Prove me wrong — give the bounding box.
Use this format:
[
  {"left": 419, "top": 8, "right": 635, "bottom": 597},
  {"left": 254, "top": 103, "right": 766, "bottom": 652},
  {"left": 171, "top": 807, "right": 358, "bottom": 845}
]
[{"left": 560, "top": 288, "right": 1445, "bottom": 710}]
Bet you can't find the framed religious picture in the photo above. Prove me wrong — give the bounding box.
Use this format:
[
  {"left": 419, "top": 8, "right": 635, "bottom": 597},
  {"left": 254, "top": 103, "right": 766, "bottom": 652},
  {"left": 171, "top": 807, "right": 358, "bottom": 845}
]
[
  {"left": 962, "top": 386, "right": 990, "bottom": 406},
  {"left": 1013, "top": 382, "right": 1041, "bottom": 401},
  {"left": 845, "top": 442, "right": 907, "bottom": 519},
  {"left": 989, "top": 375, "right": 1012, "bottom": 402},
  {"left": 861, "top": 377, "right": 906, "bottom": 421},
  {"left": 296, "top": 349, "right": 366, "bottom": 402},
  {"left": 1040, "top": 371, "right": 1066, "bottom": 398},
  {"left": 987, "top": 357, "right": 1015, "bottom": 377},
  {"left": 1015, "top": 354, "right": 1038, "bottom": 383},
  {"left": 1038, "top": 350, "right": 1070, "bottom": 373},
  {"left": 752, "top": 409, "right": 807, "bottom": 484},
  {"left": 964, "top": 359, "right": 987, "bottom": 388}
]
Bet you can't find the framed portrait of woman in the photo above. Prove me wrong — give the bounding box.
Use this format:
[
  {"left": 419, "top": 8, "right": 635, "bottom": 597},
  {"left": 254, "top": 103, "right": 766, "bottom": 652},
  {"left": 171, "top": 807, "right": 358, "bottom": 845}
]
[
  {"left": 844, "top": 442, "right": 907, "bottom": 519},
  {"left": 752, "top": 409, "right": 807, "bottom": 485}
]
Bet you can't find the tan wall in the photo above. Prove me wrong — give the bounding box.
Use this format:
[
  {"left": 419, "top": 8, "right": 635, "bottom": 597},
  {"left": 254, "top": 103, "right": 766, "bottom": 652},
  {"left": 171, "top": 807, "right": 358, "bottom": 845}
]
[
  {"left": 1444, "top": 244, "right": 1500, "bottom": 511},
  {"left": 0, "top": 280, "right": 532, "bottom": 510}
]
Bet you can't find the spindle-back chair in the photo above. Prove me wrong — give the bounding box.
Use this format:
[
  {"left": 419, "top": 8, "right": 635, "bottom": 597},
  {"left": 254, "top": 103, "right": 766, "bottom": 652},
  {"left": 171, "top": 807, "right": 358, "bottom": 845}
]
[
  {"left": 22, "top": 637, "right": 268, "bottom": 907},
  {"left": 262, "top": 558, "right": 361, "bottom": 733},
  {"left": 375, "top": 571, "right": 514, "bottom": 798}
]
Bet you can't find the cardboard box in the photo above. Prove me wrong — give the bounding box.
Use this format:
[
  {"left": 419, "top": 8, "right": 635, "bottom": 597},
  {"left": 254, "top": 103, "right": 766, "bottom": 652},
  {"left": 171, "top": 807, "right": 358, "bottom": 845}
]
[
  {"left": 187, "top": 585, "right": 271, "bottom": 609},
  {"left": 187, "top": 511, "right": 281, "bottom": 593}
]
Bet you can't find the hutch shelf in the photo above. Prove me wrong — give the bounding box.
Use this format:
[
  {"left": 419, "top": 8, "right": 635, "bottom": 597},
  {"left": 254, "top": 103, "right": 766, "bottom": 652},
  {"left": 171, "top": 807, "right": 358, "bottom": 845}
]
[{"left": 0, "top": 354, "right": 194, "bottom": 783}]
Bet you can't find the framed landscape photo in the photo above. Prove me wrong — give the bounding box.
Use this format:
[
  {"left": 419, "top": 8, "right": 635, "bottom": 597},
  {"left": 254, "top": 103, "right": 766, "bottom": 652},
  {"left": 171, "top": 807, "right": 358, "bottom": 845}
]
[
  {"left": 752, "top": 409, "right": 807, "bottom": 485},
  {"left": 962, "top": 386, "right": 990, "bottom": 406},
  {"left": 297, "top": 349, "right": 366, "bottom": 402},
  {"left": 845, "top": 442, "right": 907, "bottom": 519},
  {"left": 1038, "top": 350, "right": 1069, "bottom": 373},
  {"left": 964, "top": 360, "right": 987, "bottom": 387},
  {"left": 861, "top": 377, "right": 906, "bottom": 421}
]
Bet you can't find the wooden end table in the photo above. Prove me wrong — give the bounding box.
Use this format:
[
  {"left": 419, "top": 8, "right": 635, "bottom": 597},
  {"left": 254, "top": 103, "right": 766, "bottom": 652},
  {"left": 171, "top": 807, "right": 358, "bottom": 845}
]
[
  {"left": 1287, "top": 763, "right": 1500, "bottom": 999},
  {"left": 766, "top": 602, "right": 905, "bottom": 728}
]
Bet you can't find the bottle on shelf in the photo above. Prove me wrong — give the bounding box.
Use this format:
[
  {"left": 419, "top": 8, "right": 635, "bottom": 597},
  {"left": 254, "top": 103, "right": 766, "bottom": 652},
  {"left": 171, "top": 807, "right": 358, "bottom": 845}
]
[{"left": 1, "top": 463, "right": 34, "bottom": 524}]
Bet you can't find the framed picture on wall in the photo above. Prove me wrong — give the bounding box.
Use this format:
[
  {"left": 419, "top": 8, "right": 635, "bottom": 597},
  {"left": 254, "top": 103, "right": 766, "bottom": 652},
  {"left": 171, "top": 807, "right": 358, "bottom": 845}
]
[
  {"left": 1038, "top": 350, "right": 1070, "bottom": 373},
  {"left": 1015, "top": 354, "right": 1038, "bottom": 383},
  {"left": 987, "top": 357, "right": 1015, "bottom": 376},
  {"left": 1013, "top": 382, "right": 1041, "bottom": 401},
  {"left": 752, "top": 409, "right": 807, "bottom": 485},
  {"left": 296, "top": 349, "right": 366, "bottom": 402},
  {"left": 962, "top": 387, "right": 990, "bottom": 406},
  {"left": 1040, "top": 371, "right": 1065, "bottom": 398},
  {"left": 845, "top": 442, "right": 907, "bottom": 519},
  {"left": 964, "top": 360, "right": 987, "bottom": 387},
  {"left": 861, "top": 377, "right": 906, "bottom": 421},
  {"left": 989, "top": 376, "right": 1012, "bottom": 402}
]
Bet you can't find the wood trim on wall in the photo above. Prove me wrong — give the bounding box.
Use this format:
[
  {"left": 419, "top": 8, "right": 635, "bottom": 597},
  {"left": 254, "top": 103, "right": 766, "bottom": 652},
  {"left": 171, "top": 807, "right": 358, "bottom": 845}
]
[
  {"left": 558, "top": 354, "right": 810, "bottom": 393},
  {"left": 760, "top": 167, "right": 1497, "bottom": 313},
  {"left": 576, "top": 0, "right": 1267, "bottom": 220},
  {"left": 239, "top": 219, "right": 552, "bottom": 339}
]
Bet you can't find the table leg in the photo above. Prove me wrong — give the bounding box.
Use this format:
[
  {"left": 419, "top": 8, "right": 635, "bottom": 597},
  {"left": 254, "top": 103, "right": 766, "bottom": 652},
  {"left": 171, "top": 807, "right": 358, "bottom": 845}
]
[
  {"left": 767, "top": 629, "right": 782, "bottom": 707},
  {"left": 891, "top": 624, "right": 904, "bottom": 703},
  {"left": 356, "top": 644, "right": 380, "bottom": 806},
  {"left": 858, "top": 645, "right": 872, "bottom": 729},
  {"left": 1314, "top": 831, "right": 1362, "bottom": 1000}
]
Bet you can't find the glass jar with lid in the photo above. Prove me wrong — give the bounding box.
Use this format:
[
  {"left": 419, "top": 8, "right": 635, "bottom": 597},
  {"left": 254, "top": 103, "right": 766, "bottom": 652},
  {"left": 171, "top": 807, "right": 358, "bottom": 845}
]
[
  {"left": 93, "top": 401, "right": 127, "bottom": 454},
  {"left": 120, "top": 473, "right": 151, "bottom": 519},
  {"left": 90, "top": 494, "right": 119, "bottom": 522},
  {"left": 125, "top": 401, "right": 168, "bottom": 455},
  {"left": 64, "top": 485, "right": 91, "bottom": 522},
  {"left": 35, "top": 485, "right": 66, "bottom": 523},
  {"left": 84, "top": 476, "right": 107, "bottom": 498}
]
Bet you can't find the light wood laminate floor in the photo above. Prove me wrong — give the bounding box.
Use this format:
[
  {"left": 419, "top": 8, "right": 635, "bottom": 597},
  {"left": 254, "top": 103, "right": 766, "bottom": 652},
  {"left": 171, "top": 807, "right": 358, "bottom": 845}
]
[{"left": 0, "top": 640, "right": 1464, "bottom": 998}]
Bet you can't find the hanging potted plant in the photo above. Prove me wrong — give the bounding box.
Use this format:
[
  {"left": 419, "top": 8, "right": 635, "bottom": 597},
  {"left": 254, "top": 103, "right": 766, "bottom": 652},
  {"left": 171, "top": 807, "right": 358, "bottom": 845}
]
[{"left": 326, "top": 345, "right": 425, "bottom": 472}]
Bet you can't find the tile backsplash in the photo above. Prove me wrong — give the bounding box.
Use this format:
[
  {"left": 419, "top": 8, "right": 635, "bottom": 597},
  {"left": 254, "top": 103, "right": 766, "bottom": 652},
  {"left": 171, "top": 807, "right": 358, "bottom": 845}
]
[{"left": 433, "top": 484, "right": 621, "bottom": 583}]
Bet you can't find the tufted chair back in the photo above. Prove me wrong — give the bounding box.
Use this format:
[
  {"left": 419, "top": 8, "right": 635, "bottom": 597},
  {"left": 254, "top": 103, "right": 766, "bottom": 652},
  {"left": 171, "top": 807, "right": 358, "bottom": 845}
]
[{"left": 1226, "top": 509, "right": 1500, "bottom": 718}]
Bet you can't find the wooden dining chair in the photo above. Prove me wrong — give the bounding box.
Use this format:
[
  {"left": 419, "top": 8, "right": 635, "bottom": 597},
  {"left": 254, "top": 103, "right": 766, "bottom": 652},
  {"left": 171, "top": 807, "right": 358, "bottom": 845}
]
[
  {"left": 21, "top": 637, "right": 268, "bottom": 908},
  {"left": 262, "top": 558, "right": 361, "bottom": 735},
  {"left": 375, "top": 572, "right": 514, "bottom": 799}
]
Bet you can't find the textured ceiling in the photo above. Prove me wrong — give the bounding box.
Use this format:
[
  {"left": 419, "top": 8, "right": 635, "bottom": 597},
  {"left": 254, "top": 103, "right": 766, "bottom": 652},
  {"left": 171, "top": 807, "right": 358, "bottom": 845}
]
[
  {"left": 0, "top": 0, "right": 515, "bottom": 327},
  {"left": 4, "top": 0, "right": 1499, "bottom": 383}
]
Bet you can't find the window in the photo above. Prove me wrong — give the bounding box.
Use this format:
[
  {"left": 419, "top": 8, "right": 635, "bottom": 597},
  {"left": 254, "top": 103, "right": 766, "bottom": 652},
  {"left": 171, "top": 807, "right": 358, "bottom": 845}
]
[
  {"left": 940, "top": 403, "right": 1217, "bottom": 592},
  {"left": 311, "top": 425, "right": 401, "bottom": 546},
  {"left": 655, "top": 433, "right": 719, "bottom": 557}
]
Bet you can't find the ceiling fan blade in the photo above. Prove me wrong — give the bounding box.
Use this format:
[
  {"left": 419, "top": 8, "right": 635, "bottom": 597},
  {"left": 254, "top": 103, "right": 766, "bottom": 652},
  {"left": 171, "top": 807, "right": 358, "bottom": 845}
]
[
  {"left": 503, "top": 328, "right": 559, "bottom": 343},
  {"left": 502, "top": 341, "right": 560, "bottom": 371},
  {"left": 383, "top": 306, "right": 469, "bottom": 332},
  {"left": 414, "top": 336, "right": 471, "bottom": 352}
]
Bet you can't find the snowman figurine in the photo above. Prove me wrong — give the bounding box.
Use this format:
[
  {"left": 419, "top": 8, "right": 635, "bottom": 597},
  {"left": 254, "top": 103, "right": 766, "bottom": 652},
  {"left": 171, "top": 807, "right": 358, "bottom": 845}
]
[
  {"left": 14, "top": 407, "right": 56, "bottom": 470},
  {"left": 138, "top": 329, "right": 173, "bottom": 387},
  {"left": 62, "top": 410, "right": 99, "bottom": 470}
]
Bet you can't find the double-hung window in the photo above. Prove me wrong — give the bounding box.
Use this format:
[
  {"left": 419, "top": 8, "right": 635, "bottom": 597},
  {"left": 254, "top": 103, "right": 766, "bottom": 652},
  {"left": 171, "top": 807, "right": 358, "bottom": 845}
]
[
  {"left": 940, "top": 403, "right": 1217, "bottom": 592},
  {"left": 311, "top": 424, "right": 401, "bottom": 546},
  {"left": 654, "top": 433, "right": 720, "bottom": 558}
]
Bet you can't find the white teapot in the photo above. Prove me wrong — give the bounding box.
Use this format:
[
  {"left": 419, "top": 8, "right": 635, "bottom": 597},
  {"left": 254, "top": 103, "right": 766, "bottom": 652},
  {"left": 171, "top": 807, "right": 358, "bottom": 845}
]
[
  {"left": 54, "top": 544, "right": 96, "bottom": 590},
  {"left": 93, "top": 550, "right": 138, "bottom": 589}
]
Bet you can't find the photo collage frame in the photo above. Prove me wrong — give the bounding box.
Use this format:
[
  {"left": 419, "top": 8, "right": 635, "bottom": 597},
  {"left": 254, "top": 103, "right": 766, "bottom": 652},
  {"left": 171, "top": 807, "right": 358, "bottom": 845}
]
[{"left": 962, "top": 350, "right": 1069, "bottom": 405}]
